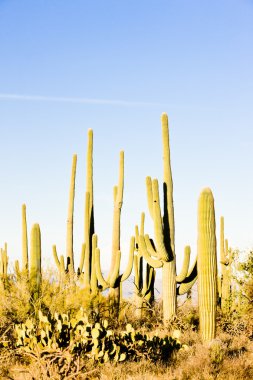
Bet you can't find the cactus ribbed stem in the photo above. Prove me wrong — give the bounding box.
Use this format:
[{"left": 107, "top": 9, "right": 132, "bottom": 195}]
[
  {"left": 138, "top": 113, "right": 197, "bottom": 323},
  {"left": 176, "top": 246, "right": 191, "bottom": 283},
  {"left": 83, "top": 129, "right": 95, "bottom": 288},
  {"left": 162, "top": 261, "right": 177, "bottom": 322},
  {"left": 66, "top": 154, "right": 77, "bottom": 273},
  {"left": 22, "top": 204, "right": 28, "bottom": 274},
  {"left": 197, "top": 188, "right": 217, "bottom": 342},
  {"left": 161, "top": 113, "right": 175, "bottom": 259},
  {"left": 220, "top": 216, "right": 231, "bottom": 312},
  {"left": 30, "top": 224, "right": 42, "bottom": 300}
]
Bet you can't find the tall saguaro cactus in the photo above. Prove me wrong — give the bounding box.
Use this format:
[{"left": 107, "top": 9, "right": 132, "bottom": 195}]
[
  {"left": 30, "top": 223, "right": 42, "bottom": 300},
  {"left": 138, "top": 114, "right": 197, "bottom": 323},
  {"left": 66, "top": 154, "right": 77, "bottom": 273},
  {"left": 53, "top": 154, "right": 77, "bottom": 279},
  {"left": 22, "top": 204, "right": 28, "bottom": 275},
  {"left": 81, "top": 129, "right": 95, "bottom": 289},
  {"left": 95, "top": 151, "right": 134, "bottom": 313},
  {"left": 197, "top": 188, "right": 217, "bottom": 342}
]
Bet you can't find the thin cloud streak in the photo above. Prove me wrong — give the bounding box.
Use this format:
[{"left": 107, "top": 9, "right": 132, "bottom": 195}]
[{"left": 0, "top": 93, "right": 165, "bottom": 107}]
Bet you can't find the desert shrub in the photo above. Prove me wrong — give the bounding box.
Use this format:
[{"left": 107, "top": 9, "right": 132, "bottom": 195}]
[{"left": 14, "top": 308, "right": 182, "bottom": 365}]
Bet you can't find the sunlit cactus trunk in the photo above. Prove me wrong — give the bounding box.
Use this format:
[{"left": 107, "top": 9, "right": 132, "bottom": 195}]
[
  {"left": 220, "top": 217, "right": 232, "bottom": 312},
  {"left": 66, "top": 154, "right": 77, "bottom": 274},
  {"left": 82, "top": 129, "right": 95, "bottom": 289},
  {"left": 30, "top": 223, "right": 42, "bottom": 301},
  {"left": 197, "top": 188, "right": 217, "bottom": 342},
  {"left": 22, "top": 204, "right": 29, "bottom": 278},
  {"left": 162, "top": 261, "right": 177, "bottom": 321}
]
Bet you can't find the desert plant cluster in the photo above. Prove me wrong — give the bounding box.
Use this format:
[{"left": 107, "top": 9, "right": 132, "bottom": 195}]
[{"left": 0, "top": 113, "right": 252, "bottom": 379}]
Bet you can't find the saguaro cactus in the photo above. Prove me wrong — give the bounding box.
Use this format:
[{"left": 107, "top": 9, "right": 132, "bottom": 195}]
[
  {"left": 0, "top": 243, "right": 8, "bottom": 287},
  {"left": 53, "top": 154, "right": 77, "bottom": 279},
  {"left": 30, "top": 223, "right": 42, "bottom": 300},
  {"left": 81, "top": 129, "right": 95, "bottom": 289},
  {"left": 138, "top": 114, "right": 197, "bottom": 323},
  {"left": 22, "top": 204, "right": 28, "bottom": 275},
  {"left": 220, "top": 216, "right": 232, "bottom": 312},
  {"left": 95, "top": 151, "right": 134, "bottom": 313},
  {"left": 197, "top": 188, "right": 217, "bottom": 342},
  {"left": 66, "top": 154, "right": 77, "bottom": 273},
  {"left": 53, "top": 130, "right": 96, "bottom": 291}
]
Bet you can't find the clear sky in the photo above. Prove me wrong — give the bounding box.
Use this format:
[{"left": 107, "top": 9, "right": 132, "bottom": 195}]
[{"left": 0, "top": 0, "right": 253, "bottom": 274}]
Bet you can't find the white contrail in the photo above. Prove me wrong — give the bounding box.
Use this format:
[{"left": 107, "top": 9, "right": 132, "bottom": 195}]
[{"left": 0, "top": 93, "right": 165, "bottom": 107}]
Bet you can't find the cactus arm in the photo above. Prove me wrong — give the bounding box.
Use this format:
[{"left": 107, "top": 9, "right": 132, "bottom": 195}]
[
  {"left": 66, "top": 154, "right": 77, "bottom": 273},
  {"left": 177, "top": 257, "right": 197, "bottom": 295},
  {"left": 161, "top": 113, "right": 175, "bottom": 258},
  {"left": 146, "top": 177, "right": 154, "bottom": 219},
  {"left": 95, "top": 248, "right": 109, "bottom": 290},
  {"left": 121, "top": 236, "right": 135, "bottom": 282},
  {"left": 15, "top": 259, "right": 20, "bottom": 279},
  {"left": 133, "top": 253, "right": 143, "bottom": 294},
  {"left": 22, "top": 204, "right": 28, "bottom": 273},
  {"left": 144, "top": 235, "right": 158, "bottom": 258},
  {"left": 152, "top": 179, "right": 170, "bottom": 261},
  {"left": 59, "top": 255, "right": 65, "bottom": 274},
  {"left": 143, "top": 264, "right": 155, "bottom": 297},
  {"left": 83, "top": 192, "right": 91, "bottom": 287},
  {"left": 176, "top": 246, "right": 191, "bottom": 283},
  {"left": 139, "top": 235, "right": 163, "bottom": 268},
  {"left": 220, "top": 216, "right": 225, "bottom": 263},
  {"left": 108, "top": 250, "right": 121, "bottom": 288},
  {"left": 197, "top": 188, "right": 217, "bottom": 342},
  {"left": 140, "top": 212, "right": 145, "bottom": 235},
  {"left": 108, "top": 151, "right": 124, "bottom": 279},
  {"left": 90, "top": 234, "right": 98, "bottom": 293},
  {"left": 78, "top": 243, "right": 86, "bottom": 274},
  {"left": 0, "top": 246, "right": 8, "bottom": 280},
  {"left": 52, "top": 245, "right": 61, "bottom": 271}
]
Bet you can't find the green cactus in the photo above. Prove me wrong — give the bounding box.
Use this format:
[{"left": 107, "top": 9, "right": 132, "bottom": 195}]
[
  {"left": 52, "top": 154, "right": 77, "bottom": 279},
  {"left": 53, "top": 130, "right": 96, "bottom": 292},
  {"left": 95, "top": 151, "right": 134, "bottom": 314},
  {"left": 22, "top": 204, "right": 28, "bottom": 276},
  {"left": 66, "top": 154, "right": 77, "bottom": 273},
  {"left": 133, "top": 214, "right": 155, "bottom": 319},
  {"left": 81, "top": 129, "right": 95, "bottom": 289},
  {"left": 0, "top": 243, "right": 8, "bottom": 287},
  {"left": 138, "top": 114, "right": 197, "bottom": 324},
  {"left": 220, "top": 216, "right": 232, "bottom": 312},
  {"left": 15, "top": 309, "right": 181, "bottom": 363},
  {"left": 197, "top": 188, "right": 217, "bottom": 342},
  {"left": 30, "top": 223, "right": 42, "bottom": 301}
]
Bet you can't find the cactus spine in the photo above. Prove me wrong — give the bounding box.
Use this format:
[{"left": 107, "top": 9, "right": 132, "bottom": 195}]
[
  {"left": 30, "top": 223, "right": 42, "bottom": 300},
  {"left": 197, "top": 188, "right": 217, "bottom": 342}
]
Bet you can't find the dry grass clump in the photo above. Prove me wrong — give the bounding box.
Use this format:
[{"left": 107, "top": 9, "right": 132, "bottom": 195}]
[{"left": 0, "top": 278, "right": 252, "bottom": 380}]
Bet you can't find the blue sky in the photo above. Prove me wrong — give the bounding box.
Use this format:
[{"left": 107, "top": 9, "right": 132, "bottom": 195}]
[{"left": 0, "top": 0, "right": 253, "bottom": 274}]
